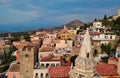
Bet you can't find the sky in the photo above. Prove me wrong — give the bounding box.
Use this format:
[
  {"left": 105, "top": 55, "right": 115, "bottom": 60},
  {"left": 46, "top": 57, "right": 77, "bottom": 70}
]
[{"left": 0, "top": 0, "right": 120, "bottom": 32}]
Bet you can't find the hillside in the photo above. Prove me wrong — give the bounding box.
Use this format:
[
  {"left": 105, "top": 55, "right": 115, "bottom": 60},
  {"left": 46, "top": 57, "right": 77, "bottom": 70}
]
[{"left": 66, "top": 19, "right": 84, "bottom": 28}]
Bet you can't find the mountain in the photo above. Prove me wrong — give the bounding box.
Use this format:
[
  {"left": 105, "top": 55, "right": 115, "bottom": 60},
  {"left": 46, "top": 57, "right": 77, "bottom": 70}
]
[{"left": 66, "top": 19, "right": 84, "bottom": 28}]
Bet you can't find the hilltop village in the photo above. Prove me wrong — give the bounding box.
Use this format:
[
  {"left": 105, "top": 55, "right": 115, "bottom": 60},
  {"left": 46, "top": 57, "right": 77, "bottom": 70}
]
[{"left": 0, "top": 8, "right": 120, "bottom": 78}]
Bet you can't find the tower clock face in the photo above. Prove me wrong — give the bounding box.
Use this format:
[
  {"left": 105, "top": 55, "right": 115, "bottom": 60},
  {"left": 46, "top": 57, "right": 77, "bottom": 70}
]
[{"left": 25, "top": 54, "right": 29, "bottom": 57}]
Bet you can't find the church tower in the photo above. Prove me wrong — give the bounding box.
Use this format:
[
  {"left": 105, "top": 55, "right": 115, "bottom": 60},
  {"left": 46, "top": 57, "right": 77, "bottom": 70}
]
[
  {"left": 70, "top": 28, "right": 96, "bottom": 78},
  {"left": 20, "top": 46, "right": 34, "bottom": 78}
]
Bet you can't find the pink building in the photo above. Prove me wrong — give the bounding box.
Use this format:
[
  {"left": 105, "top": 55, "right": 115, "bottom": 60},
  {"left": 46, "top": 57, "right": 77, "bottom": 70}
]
[
  {"left": 16, "top": 51, "right": 20, "bottom": 63},
  {"left": 7, "top": 64, "right": 20, "bottom": 78}
]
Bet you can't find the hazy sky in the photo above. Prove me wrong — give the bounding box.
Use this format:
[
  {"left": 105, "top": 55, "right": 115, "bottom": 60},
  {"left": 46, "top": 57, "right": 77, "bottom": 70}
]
[{"left": 0, "top": 0, "right": 120, "bottom": 27}]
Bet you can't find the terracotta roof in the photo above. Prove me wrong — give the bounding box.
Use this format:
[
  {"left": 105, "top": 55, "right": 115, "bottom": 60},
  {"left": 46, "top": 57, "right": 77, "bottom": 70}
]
[
  {"left": 96, "top": 62, "right": 118, "bottom": 76},
  {"left": 49, "top": 66, "right": 70, "bottom": 77},
  {"left": 41, "top": 56, "right": 60, "bottom": 62},
  {"left": 39, "top": 47, "right": 54, "bottom": 52},
  {"left": 9, "top": 64, "right": 20, "bottom": 72},
  {"left": 107, "top": 76, "right": 120, "bottom": 78}
]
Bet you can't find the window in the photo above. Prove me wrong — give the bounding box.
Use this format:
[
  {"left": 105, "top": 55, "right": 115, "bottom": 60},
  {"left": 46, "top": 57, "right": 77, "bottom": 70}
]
[
  {"left": 46, "top": 63, "right": 49, "bottom": 68},
  {"left": 41, "top": 63, "right": 44, "bottom": 68},
  {"left": 40, "top": 73, "right": 43, "bottom": 78},
  {"left": 87, "top": 53, "right": 89, "bottom": 58},
  {"left": 25, "top": 54, "right": 29, "bottom": 57},
  {"left": 110, "top": 36, "right": 112, "bottom": 39},
  {"left": 35, "top": 73, "right": 38, "bottom": 78},
  {"left": 22, "top": 47, "right": 26, "bottom": 51},
  {"left": 56, "top": 63, "right": 60, "bottom": 67},
  {"left": 46, "top": 73, "right": 48, "bottom": 78},
  {"left": 13, "top": 74, "right": 16, "bottom": 78},
  {"left": 51, "top": 63, "right": 55, "bottom": 67},
  {"left": 65, "top": 40, "right": 67, "bottom": 44},
  {"left": 28, "top": 47, "right": 31, "bottom": 51}
]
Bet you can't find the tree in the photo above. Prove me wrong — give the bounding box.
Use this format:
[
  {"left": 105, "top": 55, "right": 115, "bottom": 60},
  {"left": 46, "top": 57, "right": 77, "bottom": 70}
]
[
  {"left": 70, "top": 55, "right": 78, "bottom": 66},
  {"left": 114, "top": 16, "right": 120, "bottom": 25},
  {"left": 100, "top": 43, "right": 112, "bottom": 54},
  {"left": 3, "top": 45, "right": 17, "bottom": 64},
  {"left": 24, "top": 34, "right": 31, "bottom": 41},
  {"left": 102, "top": 19, "right": 114, "bottom": 26},
  {"left": 94, "top": 18, "right": 97, "bottom": 22},
  {"left": 103, "top": 15, "right": 107, "bottom": 20}
]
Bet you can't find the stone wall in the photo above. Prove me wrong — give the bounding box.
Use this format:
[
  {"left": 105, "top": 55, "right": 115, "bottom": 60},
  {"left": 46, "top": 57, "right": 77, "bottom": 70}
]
[{"left": 20, "top": 46, "right": 34, "bottom": 78}]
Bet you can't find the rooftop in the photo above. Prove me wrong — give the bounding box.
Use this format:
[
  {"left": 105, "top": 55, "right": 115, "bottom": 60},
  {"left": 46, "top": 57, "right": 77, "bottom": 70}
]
[
  {"left": 9, "top": 64, "right": 20, "bottom": 72},
  {"left": 41, "top": 56, "right": 60, "bottom": 62},
  {"left": 96, "top": 62, "right": 118, "bottom": 76},
  {"left": 49, "top": 66, "right": 70, "bottom": 78},
  {"left": 39, "top": 47, "right": 54, "bottom": 52}
]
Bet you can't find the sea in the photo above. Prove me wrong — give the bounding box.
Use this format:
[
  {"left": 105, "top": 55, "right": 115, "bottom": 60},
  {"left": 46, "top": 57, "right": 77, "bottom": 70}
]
[{"left": 0, "top": 25, "right": 59, "bottom": 33}]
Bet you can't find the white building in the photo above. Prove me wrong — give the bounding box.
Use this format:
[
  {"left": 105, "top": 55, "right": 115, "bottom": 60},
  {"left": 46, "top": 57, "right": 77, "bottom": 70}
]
[
  {"left": 92, "top": 34, "right": 116, "bottom": 44},
  {"left": 43, "top": 33, "right": 57, "bottom": 45},
  {"left": 91, "top": 21, "right": 106, "bottom": 33},
  {"left": 34, "top": 57, "right": 61, "bottom": 78},
  {"left": 38, "top": 46, "right": 54, "bottom": 61},
  {"left": 55, "top": 40, "right": 73, "bottom": 49},
  {"left": 34, "top": 68, "right": 49, "bottom": 78}
]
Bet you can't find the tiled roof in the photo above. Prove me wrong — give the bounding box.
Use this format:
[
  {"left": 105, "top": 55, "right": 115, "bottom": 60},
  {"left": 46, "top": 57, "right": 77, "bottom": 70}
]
[
  {"left": 49, "top": 66, "right": 70, "bottom": 77},
  {"left": 107, "top": 76, "right": 120, "bottom": 78},
  {"left": 39, "top": 47, "right": 54, "bottom": 52},
  {"left": 96, "top": 62, "right": 118, "bottom": 76},
  {"left": 9, "top": 64, "right": 20, "bottom": 72},
  {"left": 41, "top": 56, "right": 60, "bottom": 62}
]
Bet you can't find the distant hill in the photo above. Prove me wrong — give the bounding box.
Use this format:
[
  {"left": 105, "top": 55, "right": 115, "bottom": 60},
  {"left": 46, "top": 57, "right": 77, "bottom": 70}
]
[{"left": 66, "top": 19, "right": 84, "bottom": 28}]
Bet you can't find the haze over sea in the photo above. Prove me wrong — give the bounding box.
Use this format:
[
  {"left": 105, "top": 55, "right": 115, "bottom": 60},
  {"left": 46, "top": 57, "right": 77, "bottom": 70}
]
[
  {"left": 0, "top": 25, "right": 59, "bottom": 33},
  {"left": 0, "top": 25, "right": 45, "bottom": 32}
]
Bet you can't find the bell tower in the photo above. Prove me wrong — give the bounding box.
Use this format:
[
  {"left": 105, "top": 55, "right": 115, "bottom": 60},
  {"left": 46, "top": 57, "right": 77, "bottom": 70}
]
[
  {"left": 70, "top": 28, "right": 96, "bottom": 78},
  {"left": 20, "top": 46, "right": 34, "bottom": 78}
]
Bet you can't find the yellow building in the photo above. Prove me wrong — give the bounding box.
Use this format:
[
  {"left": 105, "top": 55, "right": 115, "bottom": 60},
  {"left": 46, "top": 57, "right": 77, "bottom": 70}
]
[{"left": 60, "top": 33, "right": 76, "bottom": 40}]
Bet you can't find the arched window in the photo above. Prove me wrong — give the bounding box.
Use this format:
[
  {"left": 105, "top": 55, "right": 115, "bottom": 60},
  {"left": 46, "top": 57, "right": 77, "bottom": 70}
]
[
  {"left": 56, "top": 63, "right": 60, "bottom": 67},
  {"left": 46, "top": 73, "right": 48, "bottom": 78},
  {"left": 40, "top": 73, "right": 43, "bottom": 78},
  {"left": 41, "top": 63, "right": 44, "bottom": 68},
  {"left": 51, "top": 63, "right": 55, "bottom": 67},
  {"left": 46, "top": 63, "right": 49, "bottom": 68},
  {"left": 35, "top": 73, "right": 38, "bottom": 78}
]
